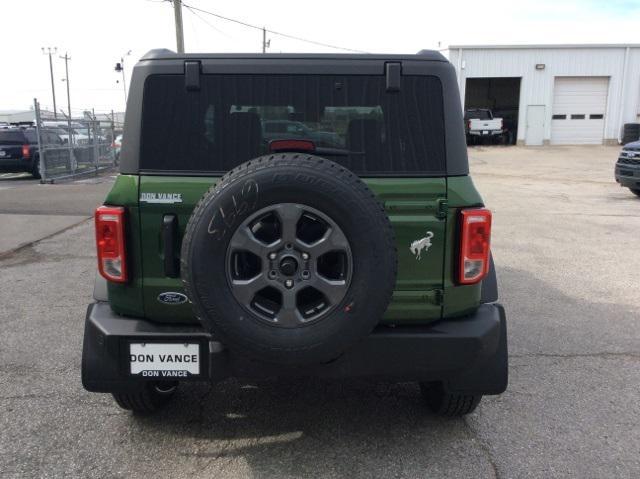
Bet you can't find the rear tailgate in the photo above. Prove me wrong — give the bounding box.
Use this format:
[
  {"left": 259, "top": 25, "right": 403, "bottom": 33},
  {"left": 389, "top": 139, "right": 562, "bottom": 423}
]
[
  {"left": 125, "top": 63, "right": 456, "bottom": 325},
  {"left": 137, "top": 175, "right": 447, "bottom": 324},
  {"left": 468, "top": 119, "right": 502, "bottom": 131},
  {"left": 0, "top": 145, "right": 24, "bottom": 159}
]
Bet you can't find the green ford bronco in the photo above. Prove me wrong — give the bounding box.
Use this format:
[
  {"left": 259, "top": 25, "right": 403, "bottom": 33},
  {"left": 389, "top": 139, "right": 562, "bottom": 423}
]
[{"left": 82, "top": 49, "right": 507, "bottom": 417}]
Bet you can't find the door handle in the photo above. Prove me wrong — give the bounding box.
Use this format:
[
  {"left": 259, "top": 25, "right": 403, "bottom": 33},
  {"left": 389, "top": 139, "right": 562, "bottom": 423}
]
[{"left": 162, "top": 214, "right": 179, "bottom": 278}]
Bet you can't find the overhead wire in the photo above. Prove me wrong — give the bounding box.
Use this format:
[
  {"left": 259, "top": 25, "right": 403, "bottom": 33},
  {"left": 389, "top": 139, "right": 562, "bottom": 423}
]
[
  {"left": 183, "top": 4, "right": 232, "bottom": 39},
  {"left": 178, "top": 1, "right": 368, "bottom": 53}
]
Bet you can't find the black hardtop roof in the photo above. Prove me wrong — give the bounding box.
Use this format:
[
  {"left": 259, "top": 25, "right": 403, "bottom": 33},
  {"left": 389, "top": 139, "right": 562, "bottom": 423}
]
[
  {"left": 140, "top": 48, "right": 447, "bottom": 63},
  {"left": 120, "top": 47, "right": 469, "bottom": 176}
]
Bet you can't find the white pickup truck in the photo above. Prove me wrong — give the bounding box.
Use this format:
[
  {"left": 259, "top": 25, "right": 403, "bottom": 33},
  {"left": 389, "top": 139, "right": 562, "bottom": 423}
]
[{"left": 465, "top": 109, "right": 504, "bottom": 144}]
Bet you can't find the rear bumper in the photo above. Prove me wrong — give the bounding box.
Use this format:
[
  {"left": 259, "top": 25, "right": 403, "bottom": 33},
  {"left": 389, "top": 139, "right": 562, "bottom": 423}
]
[
  {"left": 468, "top": 130, "right": 503, "bottom": 136},
  {"left": 0, "top": 158, "right": 33, "bottom": 172},
  {"left": 82, "top": 302, "right": 508, "bottom": 395},
  {"left": 615, "top": 162, "right": 640, "bottom": 188}
]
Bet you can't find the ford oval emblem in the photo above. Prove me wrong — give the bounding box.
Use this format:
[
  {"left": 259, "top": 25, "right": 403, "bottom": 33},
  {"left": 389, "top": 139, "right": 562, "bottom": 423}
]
[{"left": 157, "top": 292, "right": 189, "bottom": 305}]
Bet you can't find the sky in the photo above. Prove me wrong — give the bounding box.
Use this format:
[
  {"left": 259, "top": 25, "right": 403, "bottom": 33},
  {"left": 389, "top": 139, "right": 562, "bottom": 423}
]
[{"left": 1, "top": 0, "right": 639, "bottom": 114}]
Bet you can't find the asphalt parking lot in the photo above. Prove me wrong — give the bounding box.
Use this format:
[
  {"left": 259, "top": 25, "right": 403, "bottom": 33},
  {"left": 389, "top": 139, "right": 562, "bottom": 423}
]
[
  {"left": 0, "top": 172, "right": 114, "bottom": 255},
  {"left": 1, "top": 146, "right": 639, "bottom": 478}
]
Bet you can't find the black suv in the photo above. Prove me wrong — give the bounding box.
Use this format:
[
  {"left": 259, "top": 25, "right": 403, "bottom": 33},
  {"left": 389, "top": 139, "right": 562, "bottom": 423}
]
[{"left": 0, "top": 127, "right": 65, "bottom": 178}]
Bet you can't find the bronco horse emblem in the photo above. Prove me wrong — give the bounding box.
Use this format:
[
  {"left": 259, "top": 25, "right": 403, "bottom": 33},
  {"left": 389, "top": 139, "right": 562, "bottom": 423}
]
[{"left": 410, "top": 232, "right": 434, "bottom": 260}]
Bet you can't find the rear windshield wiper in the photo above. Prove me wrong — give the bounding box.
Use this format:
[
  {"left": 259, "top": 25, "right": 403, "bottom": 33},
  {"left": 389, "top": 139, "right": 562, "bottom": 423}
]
[{"left": 314, "top": 147, "right": 362, "bottom": 157}]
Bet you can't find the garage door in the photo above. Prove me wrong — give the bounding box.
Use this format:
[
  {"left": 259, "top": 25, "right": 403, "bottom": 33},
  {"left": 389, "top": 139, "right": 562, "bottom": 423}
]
[{"left": 551, "top": 77, "right": 609, "bottom": 145}]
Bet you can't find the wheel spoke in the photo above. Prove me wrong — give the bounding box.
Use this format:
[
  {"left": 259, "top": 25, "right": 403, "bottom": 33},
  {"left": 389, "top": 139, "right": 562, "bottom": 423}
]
[
  {"left": 276, "top": 291, "right": 301, "bottom": 327},
  {"left": 230, "top": 274, "right": 268, "bottom": 305},
  {"left": 229, "top": 225, "right": 270, "bottom": 257},
  {"left": 273, "top": 203, "right": 303, "bottom": 243},
  {"left": 309, "top": 276, "right": 348, "bottom": 305},
  {"left": 305, "top": 226, "right": 350, "bottom": 257}
]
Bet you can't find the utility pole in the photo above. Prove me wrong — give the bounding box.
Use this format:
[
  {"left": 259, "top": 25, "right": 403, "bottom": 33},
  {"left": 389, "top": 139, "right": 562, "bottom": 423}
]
[
  {"left": 42, "top": 47, "right": 58, "bottom": 119},
  {"left": 262, "top": 27, "right": 270, "bottom": 53},
  {"left": 60, "top": 52, "right": 73, "bottom": 141},
  {"left": 60, "top": 52, "right": 75, "bottom": 171},
  {"left": 60, "top": 53, "right": 71, "bottom": 119},
  {"left": 173, "top": 0, "right": 185, "bottom": 53}
]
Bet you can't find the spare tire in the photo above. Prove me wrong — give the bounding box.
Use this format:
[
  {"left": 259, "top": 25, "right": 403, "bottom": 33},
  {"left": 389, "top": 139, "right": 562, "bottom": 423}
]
[{"left": 181, "top": 154, "right": 397, "bottom": 365}]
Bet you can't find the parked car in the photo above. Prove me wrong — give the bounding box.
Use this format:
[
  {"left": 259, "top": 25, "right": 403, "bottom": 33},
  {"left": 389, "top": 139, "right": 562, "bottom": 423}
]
[
  {"left": 0, "top": 127, "right": 65, "bottom": 178},
  {"left": 82, "top": 49, "right": 507, "bottom": 418},
  {"left": 112, "top": 134, "right": 123, "bottom": 161},
  {"left": 62, "top": 127, "right": 91, "bottom": 146},
  {"left": 465, "top": 108, "right": 505, "bottom": 144},
  {"left": 615, "top": 140, "right": 640, "bottom": 197},
  {"left": 42, "top": 121, "right": 91, "bottom": 145}
]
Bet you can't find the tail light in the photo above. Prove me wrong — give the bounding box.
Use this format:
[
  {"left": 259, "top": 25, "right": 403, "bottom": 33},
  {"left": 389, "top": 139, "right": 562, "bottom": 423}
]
[
  {"left": 500, "top": 119, "right": 504, "bottom": 130},
  {"left": 95, "top": 206, "right": 127, "bottom": 283},
  {"left": 22, "top": 145, "right": 30, "bottom": 159},
  {"left": 269, "top": 139, "right": 315, "bottom": 152},
  {"left": 467, "top": 120, "right": 471, "bottom": 130},
  {"left": 458, "top": 208, "right": 492, "bottom": 284}
]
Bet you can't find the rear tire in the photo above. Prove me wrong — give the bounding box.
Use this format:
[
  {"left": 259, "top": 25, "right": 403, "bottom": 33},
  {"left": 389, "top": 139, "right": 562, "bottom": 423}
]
[
  {"left": 630, "top": 188, "right": 640, "bottom": 197},
  {"left": 32, "top": 156, "right": 41, "bottom": 179},
  {"left": 112, "top": 382, "right": 178, "bottom": 414},
  {"left": 419, "top": 382, "right": 482, "bottom": 417}
]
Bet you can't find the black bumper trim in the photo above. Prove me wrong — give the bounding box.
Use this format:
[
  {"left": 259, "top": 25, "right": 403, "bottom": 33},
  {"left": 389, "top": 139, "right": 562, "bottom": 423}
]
[
  {"left": 82, "top": 302, "right": 507, "bottom": 395},
  {"left": 615, "top": 164, "right": 640, "bottom": 188}
]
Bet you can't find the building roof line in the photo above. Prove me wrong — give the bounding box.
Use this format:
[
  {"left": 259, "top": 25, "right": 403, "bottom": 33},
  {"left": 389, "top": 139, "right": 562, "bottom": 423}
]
[{"left": 448, "top": 43, "right": 640, "bottom": 50}]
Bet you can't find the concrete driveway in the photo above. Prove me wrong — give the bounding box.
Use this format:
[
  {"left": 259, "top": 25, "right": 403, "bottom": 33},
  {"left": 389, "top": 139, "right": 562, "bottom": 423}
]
[{"left": 0, "top": 146, "right": 638, "bottom": 478}]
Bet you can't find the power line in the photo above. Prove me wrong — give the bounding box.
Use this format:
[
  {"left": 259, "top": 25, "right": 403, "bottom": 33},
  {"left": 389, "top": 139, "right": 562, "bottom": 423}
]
[
  {"left": 183, "top": 4, "right": 231, "bottom": 38},
  {"left": 180, "top": 1, "right": 368, "bottom": 53}
]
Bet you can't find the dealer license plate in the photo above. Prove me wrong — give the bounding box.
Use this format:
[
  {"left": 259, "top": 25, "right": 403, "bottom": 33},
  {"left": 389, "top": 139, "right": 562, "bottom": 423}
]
[{"left": 129, "top": 343, "right": 200, "bottom": 378}]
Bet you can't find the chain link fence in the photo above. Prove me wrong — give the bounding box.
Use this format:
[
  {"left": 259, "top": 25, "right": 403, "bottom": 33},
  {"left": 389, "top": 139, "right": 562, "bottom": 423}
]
[{"left": 33, "top": 99, "right": 122, "bottom": 182}]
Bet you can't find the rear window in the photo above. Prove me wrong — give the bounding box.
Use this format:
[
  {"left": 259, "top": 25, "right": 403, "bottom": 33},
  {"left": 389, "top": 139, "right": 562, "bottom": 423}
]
[
  {"left": 24, "top": 130, "right": 38, "bottom": 143},
  {"left": 0, "top": 130, "right": 26, "bottom": 145},
  {"left": 141, "top": 74, "right": 446, "bottom": 175},
  {"left": 465, "top": 110, "right": 491, "bottom": 120}
]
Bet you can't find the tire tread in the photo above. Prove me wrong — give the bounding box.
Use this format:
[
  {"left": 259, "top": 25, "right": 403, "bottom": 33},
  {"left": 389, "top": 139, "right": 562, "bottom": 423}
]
[
  {"left": 112, "top": 383, "right": 176, "bottom": 414},
  {"left": 420, "top": 382, "right": 482, "bottom": 417}
]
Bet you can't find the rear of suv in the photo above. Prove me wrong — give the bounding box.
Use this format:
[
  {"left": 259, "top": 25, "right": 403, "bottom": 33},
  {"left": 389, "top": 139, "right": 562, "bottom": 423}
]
[
  {"left": 0, "top": 128, "right": 42, "bottom": 178},
  {"left": 82, "top": 49, "right": 507, "bottom": 417},
  {"left": 0, "top": 127, "right": 68, "bottom": 178}
]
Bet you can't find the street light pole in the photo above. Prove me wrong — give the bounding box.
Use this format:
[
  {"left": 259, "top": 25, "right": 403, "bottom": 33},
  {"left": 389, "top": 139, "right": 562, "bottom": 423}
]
[
  {"left": 173, "top": 0, "right": 185, "bottom": 53},
  {"left": 114, "top": 50, "right": 131, "bottom": 109},
  {"left": 121, "top": 58, "right": 127, "bottom": 104},
  {"left": 42, "top": 47, "right": 58, "bottom": 119}
]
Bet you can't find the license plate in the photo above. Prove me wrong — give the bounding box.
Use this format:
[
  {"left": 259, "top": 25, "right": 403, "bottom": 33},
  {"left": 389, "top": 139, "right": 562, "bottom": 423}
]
[
  {"left": 482, "top": 130, "right": 489, "bottom": 135},
  {"left": 129, "top": 343, "right": 200, "bottom": 378}
]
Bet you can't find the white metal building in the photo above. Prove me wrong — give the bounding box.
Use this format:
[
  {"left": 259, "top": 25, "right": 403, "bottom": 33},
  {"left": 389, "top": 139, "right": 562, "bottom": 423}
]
[
  {"left": 0, "top": 110, "right": 37, "bottom": 124},
  {"left": 448, "top": 44, "right": 640, "bottom": 145}
]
